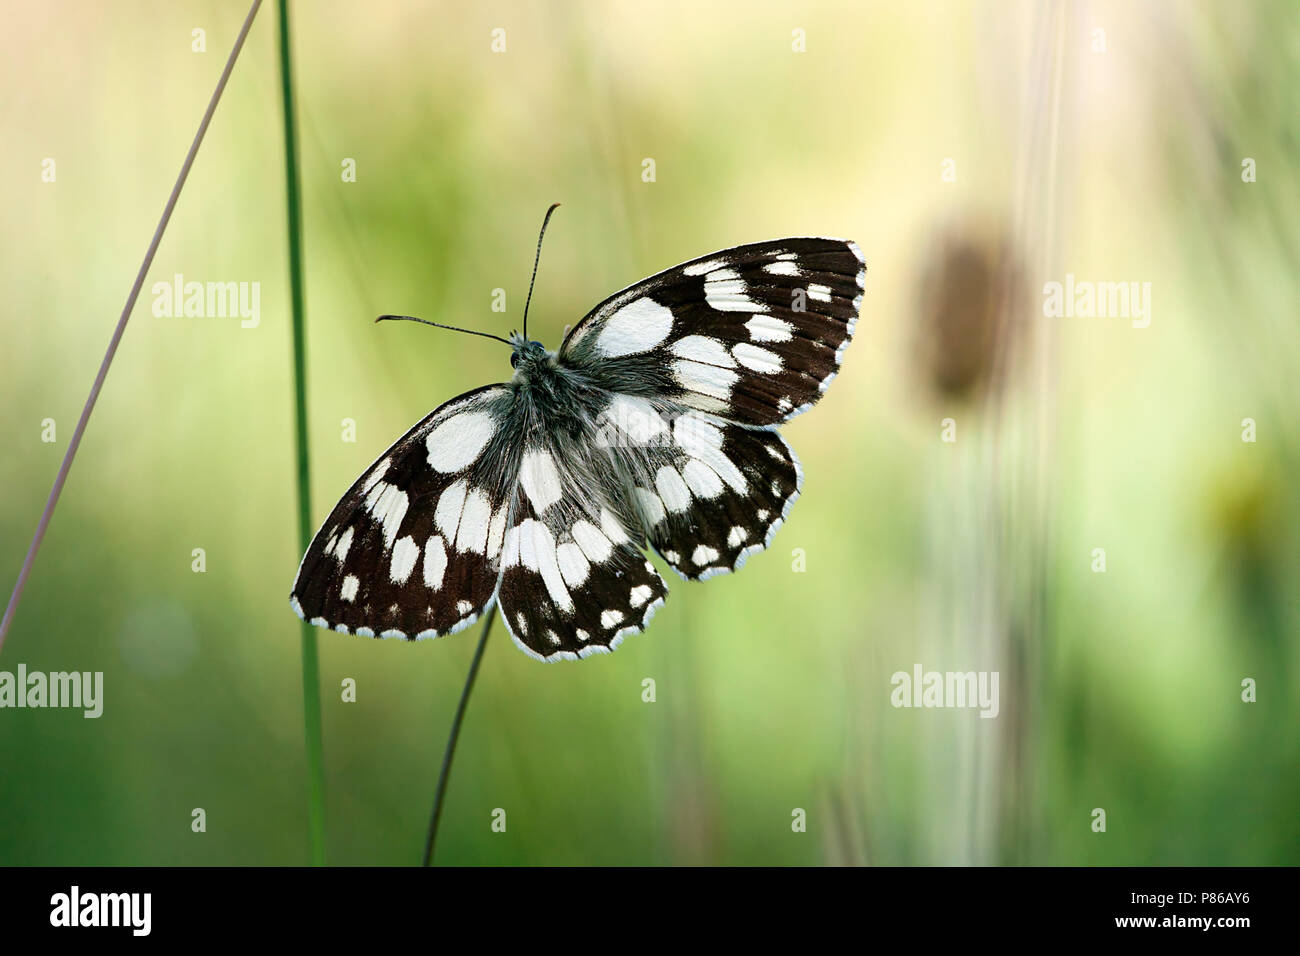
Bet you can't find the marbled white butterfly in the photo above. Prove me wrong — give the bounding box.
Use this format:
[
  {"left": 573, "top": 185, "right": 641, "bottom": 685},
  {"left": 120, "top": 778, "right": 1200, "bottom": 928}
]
[{"left": 290, "top": 208, "right": 864, "bottom": 661}]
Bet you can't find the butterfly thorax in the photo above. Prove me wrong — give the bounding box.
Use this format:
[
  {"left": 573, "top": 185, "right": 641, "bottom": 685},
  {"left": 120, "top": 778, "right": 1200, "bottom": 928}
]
[{"left": 506, "top": 331, "right": 601, "bottom": 442}]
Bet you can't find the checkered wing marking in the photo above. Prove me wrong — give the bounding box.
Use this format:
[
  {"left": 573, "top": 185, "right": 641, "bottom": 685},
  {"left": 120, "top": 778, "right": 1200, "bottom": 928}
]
[
  {"left": 559, "top": 238, "right": 864, "bottom": 426},
  {"left": 607, "top": 403, "right": 804, "bottom": 581},
  {"left": 290, "top": 385, "right": 516, "bottom": 640},
  {"left": 494, "top": 442, "right": 668, "bottom": 661}
]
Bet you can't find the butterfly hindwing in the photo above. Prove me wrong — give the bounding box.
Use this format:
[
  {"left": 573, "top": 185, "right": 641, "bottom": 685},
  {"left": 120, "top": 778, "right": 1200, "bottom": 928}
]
[
  {"left": 599, "top": 399, "right": 804, "bottom": 580},
  {"left": 494, "top": 441, "right": 668, "bottom": 660},
  {"left": 559, "top": 238, "right": 864, "bottom": 426},
  {"left": 290, "top": 385, "right": 517, "bottom": 640}
]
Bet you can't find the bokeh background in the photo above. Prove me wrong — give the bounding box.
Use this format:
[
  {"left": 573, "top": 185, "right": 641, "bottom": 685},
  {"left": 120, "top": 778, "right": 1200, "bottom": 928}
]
[{"left": 1, "top": 0, "right": 1296, "bottom": 865}]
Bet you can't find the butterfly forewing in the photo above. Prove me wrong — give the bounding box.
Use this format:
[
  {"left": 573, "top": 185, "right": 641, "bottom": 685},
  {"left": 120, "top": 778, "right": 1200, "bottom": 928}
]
[
  {"left": 559, "top": 238, "right": 864, "bottom": 426},
  {"left": 290, "top": 385, "right": 516, "bottom": 639}
]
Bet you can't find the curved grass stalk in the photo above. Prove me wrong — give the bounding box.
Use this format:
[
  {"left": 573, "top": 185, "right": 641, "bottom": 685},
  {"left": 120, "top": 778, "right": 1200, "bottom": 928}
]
[
  {"left": 0, "top": 0, "right": 265, "bottom": 651},
  {"left": 423, "top": 608, "right": 496, "bottom": 866}
]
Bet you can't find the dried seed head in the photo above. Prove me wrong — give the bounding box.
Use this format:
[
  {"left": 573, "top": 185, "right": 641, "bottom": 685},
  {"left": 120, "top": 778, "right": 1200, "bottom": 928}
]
[{"left": 913, "top": 221, "right": 1026, "bottom": 404}]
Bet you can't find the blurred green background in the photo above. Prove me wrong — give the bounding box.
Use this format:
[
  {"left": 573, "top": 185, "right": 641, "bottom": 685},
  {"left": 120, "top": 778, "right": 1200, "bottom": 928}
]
[{"left": 1, "top": 0, "right": 1296, "bottom": 865}]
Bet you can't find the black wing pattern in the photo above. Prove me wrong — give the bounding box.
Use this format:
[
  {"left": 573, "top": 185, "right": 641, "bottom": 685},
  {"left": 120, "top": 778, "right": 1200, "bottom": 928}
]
[
  {"left": 290, "top": 385, "right": 515, "bottom": 640},
  {"left": 559, "top": 238, "right": 864, "bottom": 426}
]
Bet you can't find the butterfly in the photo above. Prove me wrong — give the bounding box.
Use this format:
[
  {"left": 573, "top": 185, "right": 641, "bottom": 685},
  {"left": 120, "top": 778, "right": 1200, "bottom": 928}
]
[{"left": 290, "top": 208, "right": 864, "bottom": 661}]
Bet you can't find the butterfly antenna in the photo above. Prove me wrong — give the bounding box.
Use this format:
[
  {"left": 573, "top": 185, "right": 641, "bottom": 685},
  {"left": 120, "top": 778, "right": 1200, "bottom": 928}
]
[
  {"left": 374, "top": 314, "right": 512, "bottom": 346},
  {"left": 523, "top": 202, "right": 561, "bottom": 340}
]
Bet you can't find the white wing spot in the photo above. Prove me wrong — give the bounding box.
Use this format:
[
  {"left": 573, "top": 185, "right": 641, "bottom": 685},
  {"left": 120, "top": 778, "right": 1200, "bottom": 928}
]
[
  {"left": 728, "top": 526, "right": 748, "bottom": 547},
  {"left": 486, "top": 505, "right": 508, "bottom": 559},
  {"left": 434, "top": 479, "right": 468, "bottom": 539},
  {"left": 732, "top": 342, "right": 784, "bottom": 374},
  {"left": 682, "top": 458, "right": 724, "bottom": 499},
  {"left": 572, "top": 521, "right": 613, "bottom": 563},
  {"left": 389, "top": 535, "right": 421, "bottom": 584},
  {"left": 545, "top": 629, "right": 561, "bottom": 646},
  {"left": 763, "top": 260, "right": 800, "bottom": 276},
  {"left": 333, "top": 526, "right": 355, "bottom": 563},
  {"left": 674, "top": 414, "right": 746, "bottom": 492},
  {"left": 685, "top": 394, "right": 731, "bottom": 415},
  {"left": 595, "top": 297, "right": 674, "bottom": 357},
  {"left": 341, "top": 575, "right": 360, "bottom": 602},
  {"left": 519, "top": 449, "right": 564, "bottom": 513},
  {"left": 635, "top": 487, "right": 667, "bottom": 526},
  {"left": 368, "top": 483, "right": 409, "bottom": 550},
  {"left": 600, "top": 609, "right": 625, "bottom": 629},
  {"left": 655, "top": 466, "right": 692, "bottom": 513},
  {"left": 630, "top": 584, "right": 653, "bottom": 608},
  {"left": 746, "top": 313, "right": 794, "bottom": 343},
  {"left": 673, "top": 359, "right": 739, "bottom": 401},
  {"left": 682, "top": 257, "right": 729, "bottom": 276},
  {"left": 500, "top": 524, "right": 520, "bottom": 568},
  {"left": 703, "top": 268, "right": 759, "bottom": 311},
  {"left": 516, "top": 519, "right": 540, "bottom": 571},
  {"left": 423, "top": 535, "right": 448, "bottom": 590},
  {"left": 361, "top": 458, "right": 391, "bottom": 494},
  {"left": 457, "top": 600, "right": 474, "bottom": 615},
  {"left": 600, "top": 507, "right": 630, "bottom": 545},
  {"left": 806, "top": 283, "right": 833, "bottom": 303},
  {"left": 516, "top": 612, "right": 529, "bottom": 636},
  {"left": 426, "top": 410, "right": 497, "bottom": 473},
  {"left": 606, "top": 394, "right": 670, "bottom": 445},
  {"left": 556, "top": 542, "right": 591, "bottom": 588},
  {"left": 664, "top": 550, "right": 680, "bottom": 563},
  {"left": 670, "top": 335, "right": 736, "bottom": 368},
  {"left": 675, "top": 413, "right": 722, "bottom": 448},
  {"left": 692, "top": 545, "right": 720, "bottom": 566},
  {"left": 455, "top": 487, "right": 492, "bottom": 554},
  {"left": 530, "top": 521, "right": 573, "bottom": 612},
  {"left": 576, "top": 628, "right": 591, "bottom": 642}
]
